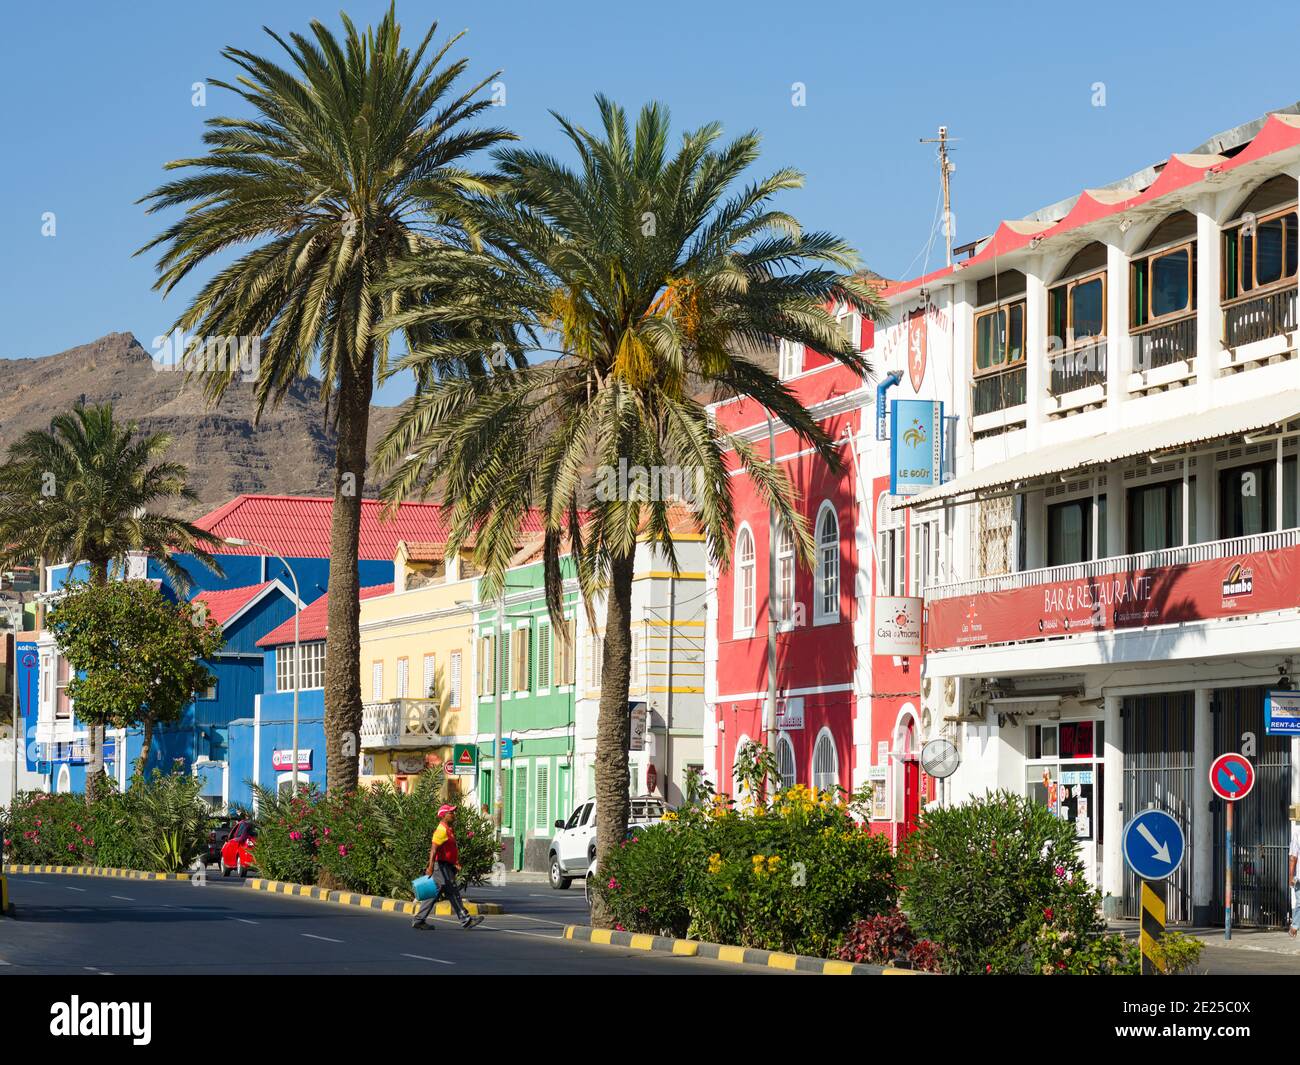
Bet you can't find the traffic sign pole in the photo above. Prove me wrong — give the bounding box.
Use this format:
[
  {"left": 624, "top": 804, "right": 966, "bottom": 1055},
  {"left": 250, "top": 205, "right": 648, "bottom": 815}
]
[
  {"left": 1140, "top": 879, "right": 1167, "bottom": 975},
  {"left": 1208, "top": 751, "right": 1254, "bottom": 943},
  {"left": 1225, "top": 801, "right": 1233, "bottom": 942}
]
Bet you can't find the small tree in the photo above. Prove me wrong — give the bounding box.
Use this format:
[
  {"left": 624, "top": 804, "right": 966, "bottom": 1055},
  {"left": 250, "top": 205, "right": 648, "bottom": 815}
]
[{"left": 49, "top": 580, "right": 226, "bottom": 780}]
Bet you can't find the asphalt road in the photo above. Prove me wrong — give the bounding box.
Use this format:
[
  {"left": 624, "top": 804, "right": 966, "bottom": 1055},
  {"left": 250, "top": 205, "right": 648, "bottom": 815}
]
[{"left": 0, "top": 872, "right": 788, "bottom": 975}]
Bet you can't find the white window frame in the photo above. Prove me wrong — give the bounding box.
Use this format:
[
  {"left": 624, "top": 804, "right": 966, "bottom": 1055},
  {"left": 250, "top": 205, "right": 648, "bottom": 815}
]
[
  {"left": 776, "top": 520, "right": 796, "bottom": 631},
  {"left": 535, "top": 762, "right": 550, "bottom": 830},
  {"left": 734, "top": 523, "right": 756, "bottom": 637},
  {"left": 813, "top": 502, "right": 840, "bottom": 625},
  {"left": 877, "top": 493, "right": 906, "bottom": 598},
  {"left": 811, "top": 727, "right": 839, "bottom": 793},
  {"left": 910, "top": 515, "right": 941, "bottom": 596},
  {"left": 450, "top": 650, "right": 463, "bottom": 707},
  {"left": 371, "top": 660, "right": 383, "bottom": 703},
  {"left": 775, "top": 732, "right": 797, "bottom": 791},
  {"left": 423, "top": 653, "right": 436, "bottom": 699},
  {"left": 396, "top": 657, "right": 409, "bottom": 698},
  {"left": 778, "top": 338, "right": 803, "bottom": 380}
]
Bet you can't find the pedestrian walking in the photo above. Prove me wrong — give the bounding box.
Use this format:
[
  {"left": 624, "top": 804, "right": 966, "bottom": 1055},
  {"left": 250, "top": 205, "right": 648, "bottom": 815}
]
[
  {"left": 1289, "top": 815, "right": 1300, "bottom": 938},
  {"left": 412, "top": 803, "right": 484, "bottom": 930}
]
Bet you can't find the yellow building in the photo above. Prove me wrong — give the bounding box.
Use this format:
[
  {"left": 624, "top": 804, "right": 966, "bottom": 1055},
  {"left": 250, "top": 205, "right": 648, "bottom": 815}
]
[{"left": 358, "top": 541, "right": 478, "bottom": 795}]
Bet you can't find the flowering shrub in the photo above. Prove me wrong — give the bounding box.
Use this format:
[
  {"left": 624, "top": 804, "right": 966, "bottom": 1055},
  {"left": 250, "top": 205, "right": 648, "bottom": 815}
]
[
  {"left": 249, "top": 767, "right": 497, "bottom": 896},
  {"left": 597, "top": 784, "right": 896, "bottom": 957},
  {"left": 898, "top": 790, "right": 1132, "bottom": 975}
]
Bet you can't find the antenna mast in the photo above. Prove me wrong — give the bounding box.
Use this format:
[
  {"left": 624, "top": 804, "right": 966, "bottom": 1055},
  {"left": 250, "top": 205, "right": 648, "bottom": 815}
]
[{"left": 920, "top": 126, "right": 956, "bottom": 266}]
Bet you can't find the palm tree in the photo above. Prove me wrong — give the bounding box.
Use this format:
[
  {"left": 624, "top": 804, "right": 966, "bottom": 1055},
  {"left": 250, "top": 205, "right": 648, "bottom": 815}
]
[
  {"left": 0, "top": 401, "right": 222, "bottom": 796},
  {"left": 374, "top": 97, "right": 884, "bottom": 925},
  {"left": 137, "top": 6, "right": 514, "bottom": 793}
]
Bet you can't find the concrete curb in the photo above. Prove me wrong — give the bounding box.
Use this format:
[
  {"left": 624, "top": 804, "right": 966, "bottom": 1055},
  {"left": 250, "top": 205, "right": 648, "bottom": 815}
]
[
  {"left": 4, "top": 863, "right": 189, "bottom": 881},
  {"left": 244, "top": 877, "right": 504, "bottom": 917},
  {"left": 562, "top": 925, "right": 924, "bottom": 975},
  {"left": 1, "top": 864, "right": 503, "bottom": 917}
]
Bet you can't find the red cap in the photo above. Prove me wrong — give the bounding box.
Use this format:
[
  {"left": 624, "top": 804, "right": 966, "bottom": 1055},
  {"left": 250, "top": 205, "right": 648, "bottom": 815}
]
[{"left": 437, "top": 804, "right": 456, "bottom": 817}]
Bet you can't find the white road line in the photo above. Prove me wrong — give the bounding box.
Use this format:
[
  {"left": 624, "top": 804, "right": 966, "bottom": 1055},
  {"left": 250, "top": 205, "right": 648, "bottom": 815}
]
[
  {"left": 226, "top": 917, "right": 258, "bottom": 925},
  {"left": 492, "top": 927, "right": 564, "bottom": 940},
  {"left": 110, "top": 895, "right": 134, "bottom": 901},
  {"left": 0, "top": 959, "right": 12, "bottom": 966},
  {"left": 66, "top": 886, "right": 86, "bottom": 893},
  {"left": 509, "top": 914, "right": 569, "bottom": 926},
  {"left": 300, "top": 933, "right": 343, "bottom": 943},
  {"left": 400, "top": 953, "right": 454, "bottom": 965}
]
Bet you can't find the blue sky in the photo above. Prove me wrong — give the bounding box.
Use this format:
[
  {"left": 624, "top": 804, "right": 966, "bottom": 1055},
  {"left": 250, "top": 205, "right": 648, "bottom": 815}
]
[{"left": 3, "top": 0, "right": 1298, "bottom": 404}]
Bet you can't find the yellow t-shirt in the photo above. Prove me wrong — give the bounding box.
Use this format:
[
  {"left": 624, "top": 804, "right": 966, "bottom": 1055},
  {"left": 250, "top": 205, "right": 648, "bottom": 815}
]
[{"left": 432, "top": 824, "right": 449, "bottom": 847}]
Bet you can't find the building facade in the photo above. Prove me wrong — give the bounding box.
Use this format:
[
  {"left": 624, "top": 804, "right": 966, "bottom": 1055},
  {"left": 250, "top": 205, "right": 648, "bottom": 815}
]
[{"left": 895, "top": 108, "right": 1300, "bottom": 925}]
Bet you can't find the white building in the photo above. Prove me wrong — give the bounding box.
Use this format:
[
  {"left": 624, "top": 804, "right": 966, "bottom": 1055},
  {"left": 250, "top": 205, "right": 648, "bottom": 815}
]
[{"left": 892, "top": 106, "right": 1300, "bottom": 926}]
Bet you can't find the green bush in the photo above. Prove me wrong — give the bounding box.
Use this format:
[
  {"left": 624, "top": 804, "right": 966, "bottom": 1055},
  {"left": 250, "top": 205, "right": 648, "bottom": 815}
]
[
  {"left": 598, "top": 784, "right": 896, "bottom": 956},
  {"left": 1150, "top": 930, "right": 1203, "bottom": 975},
  {"left": 898, "top": 790, "right": 1131, "bottom": 974}
]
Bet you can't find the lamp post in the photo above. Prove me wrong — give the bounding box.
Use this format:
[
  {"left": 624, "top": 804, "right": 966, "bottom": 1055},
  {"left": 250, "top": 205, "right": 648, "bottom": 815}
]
[{"left": 222, "top": 539, "right": 302, "bottom": 796}]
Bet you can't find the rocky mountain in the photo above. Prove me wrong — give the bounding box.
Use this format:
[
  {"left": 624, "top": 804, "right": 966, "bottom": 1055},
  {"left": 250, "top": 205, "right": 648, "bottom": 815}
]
[{"left": 0, "top": 333, "right": 404, "bottom": 519}]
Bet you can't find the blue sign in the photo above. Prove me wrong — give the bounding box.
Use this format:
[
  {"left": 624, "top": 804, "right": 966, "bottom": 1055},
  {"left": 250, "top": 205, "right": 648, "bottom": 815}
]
[
  {"left": 500, "top": 738, "right": 514, "bottom": 759},
  {"left": 1122, "top": 809, "right": 1186, "bottom": 881},
  {"left": 1266, "top": 690, "right": 1300, "bottom": 735},
  {"left": 889, "top": 400, "right": 943, "bottom": 497}
]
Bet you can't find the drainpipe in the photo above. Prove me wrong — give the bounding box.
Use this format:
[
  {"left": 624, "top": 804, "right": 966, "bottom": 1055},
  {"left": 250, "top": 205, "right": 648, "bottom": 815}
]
[{"left": 875, "top": 371, "right": 904, "bottom": 441}]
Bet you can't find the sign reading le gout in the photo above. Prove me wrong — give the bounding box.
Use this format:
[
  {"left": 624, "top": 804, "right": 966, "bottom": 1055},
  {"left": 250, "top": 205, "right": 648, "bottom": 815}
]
[
  {"left": 890, "top": 400, "right": 943, "bottom": 496},
  {"left": 874, "top": 596, "right": 923, "bottom": 656}
]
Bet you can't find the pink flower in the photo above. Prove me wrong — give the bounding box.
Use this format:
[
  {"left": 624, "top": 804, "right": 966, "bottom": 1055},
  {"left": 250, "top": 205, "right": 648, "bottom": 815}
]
[
  {"left": 632, "top": 836, "right": 639, "bottom": 843},
  {"left": 615, "top": 923, "right": 626, "bottom": 931},
  {"left": 338, "top": 845, "right": 348, "bottom": 856},
  {"left": 466, "top": 832, "right": 475, "bottom": 839},
  {"left": 34, "top": 819, "right": 41, "bottom": 827},
  {"left": 607, "top": 877, "right": 619, "bottom": 890},
  {"left": 1043, "top": 908, "right": 1054, "bottom": 922},
  {"left": 87, "top": 839, "right": 94, "bottom": 846},
  {"left": 2, "top": 839, "right": 9, "bottom": 847},
  {"left": 67, "top": 843, "right": 75, "bottom": 851},
  {"left": 323, "top": 827, "right": 330, "bottom": 837},
  {"left": 1054, "top": 865, "right": 1066, "bottom": 878}
]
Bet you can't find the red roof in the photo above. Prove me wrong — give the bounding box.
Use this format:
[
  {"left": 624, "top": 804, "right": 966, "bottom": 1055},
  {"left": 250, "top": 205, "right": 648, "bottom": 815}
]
[
  {"left": 191, "top": 581, "right": 283, "bottom": 627},
  {"left": 257, "top": 583, "right": 393, "bottom": 647},
  {"left": 193, "top": 494, "right": 547, "bottom": 561}
]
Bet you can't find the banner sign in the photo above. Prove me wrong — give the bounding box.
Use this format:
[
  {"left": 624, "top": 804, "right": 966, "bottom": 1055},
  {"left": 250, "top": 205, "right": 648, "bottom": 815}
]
[
  {"left": 874, "top": 596, "right": 923, "bottom": 656},
  {"left": 271, "top": 748, "right": 312, "bottom": 771},
  {"left": 927, "top": 547, "right": 1299, "bottom": 652},
  {"left": 890, "top": 400, "right": 943, "bottom": 496},
  {"left": 452, "top": 743, "right": 478, "bottom": 775},
  {"left": 1266, "top": 690, "right": 1300, "bottom": 735},
  {"left": 774, "top": 696, "right": 804, "bottom": 731}
]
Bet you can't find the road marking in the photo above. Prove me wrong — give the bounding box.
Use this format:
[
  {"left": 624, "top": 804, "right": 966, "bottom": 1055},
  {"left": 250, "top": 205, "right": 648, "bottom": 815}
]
[
  {"left": 110, "top": 895, "right": 134, "bottom": 901},
  {"left": 300, "top": 933, "right": 343, "bottom": 943},
  {"left": 400, "top": 953, "right": 454, "bottom": 965},
  {"left": 0, "top": 959, "right": 12, "bottom": 966},
  {"left": 66, "top": 886, "right": 86, "bottom": 893},
  {"left": 510, "top": 914, "right": 568, "bottom": 927},
  {"left": 226, "top": 917, "right": 258, "bottom": 925},
  {"left": 492, "top": 927, "right": 564, "bottom": 940}
]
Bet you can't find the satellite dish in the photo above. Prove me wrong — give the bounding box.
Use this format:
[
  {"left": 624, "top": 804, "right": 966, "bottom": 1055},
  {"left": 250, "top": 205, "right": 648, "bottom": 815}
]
[{"left": 921, "top": 738, "right": 960, "bottom": 779}]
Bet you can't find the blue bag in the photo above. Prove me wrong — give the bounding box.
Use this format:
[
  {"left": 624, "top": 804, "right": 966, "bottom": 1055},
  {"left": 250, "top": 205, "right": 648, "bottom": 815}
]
[{"left": 412, "top": 875, "right": 440, "bottom": 902}]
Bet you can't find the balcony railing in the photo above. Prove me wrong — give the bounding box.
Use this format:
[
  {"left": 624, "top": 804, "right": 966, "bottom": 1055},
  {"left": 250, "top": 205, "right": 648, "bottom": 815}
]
[
  {"left": 1132, "top": 314, "right": 1196, "bottom": 371},
  {"left": 1049, "top": 340, "right": 1108, "bottom": 396},
  {"left": 1223, "top": 287, "right": 1297, "bottom": 349},
  {"left": 972, "top": 364, "right": 1026, "bottom": 416},
  {"left": 926, "top": 527, "right": 1300, "bottom": 602},
  {"left": 361, "top": 698, "right": 441, "bottom": 749}
]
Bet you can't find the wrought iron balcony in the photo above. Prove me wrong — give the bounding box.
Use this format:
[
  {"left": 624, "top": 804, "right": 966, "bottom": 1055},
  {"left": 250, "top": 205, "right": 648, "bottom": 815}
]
[
  {"left": 972, "top": 365, "right": 1027, "bottom": 416},
  {"left": 1223, "top": 287, "right": 1297, "bottom": 349},
  {"left": 361, "top": 698, "right": 442, "bottom": 749}
]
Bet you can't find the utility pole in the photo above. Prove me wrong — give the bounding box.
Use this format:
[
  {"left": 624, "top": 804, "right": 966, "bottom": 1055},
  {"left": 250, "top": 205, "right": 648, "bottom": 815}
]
[
  {"left": 493, "top": 590, "right": 504, "bottom": 835},
  {"left": 765, "top": 414, "right": 778, "bottom": 760},
  {"left": 920, "top": 126, "right": 956, "bottom": 266}
]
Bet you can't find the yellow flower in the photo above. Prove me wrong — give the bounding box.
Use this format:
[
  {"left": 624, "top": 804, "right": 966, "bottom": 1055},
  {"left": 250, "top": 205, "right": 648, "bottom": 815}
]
[
  {"left": 707, "top": 852, "right": 722, "bottom": 875},
  {"left": 766, "top": 855, "right": 781, "bottom": 872},
  {"left": 661, "top": 811, "right": 678, "bottom": 822}
]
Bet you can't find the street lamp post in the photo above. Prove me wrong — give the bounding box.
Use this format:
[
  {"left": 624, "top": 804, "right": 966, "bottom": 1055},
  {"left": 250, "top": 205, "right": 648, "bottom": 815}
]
[{"left": 223, "top": 539, "right": 302, "bottom": 796}]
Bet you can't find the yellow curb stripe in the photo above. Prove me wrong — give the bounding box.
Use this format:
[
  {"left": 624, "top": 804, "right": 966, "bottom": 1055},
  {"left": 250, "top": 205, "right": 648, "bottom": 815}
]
[
  {"left": 629, "top": 934, "right": 655, "bottom": 951},
  {"left": 589, "top": 928, "right": 614, "bottom": 945},
  {"left": 565, "top": 926, "right": 576, "bottom": 940},
  {"left": 823, "top": 960, "right": 855, "bottom": 975},
  {"left": 718, "top": 945, "right": 747, "bottom": 964},
  {"left": 671, "top": 939, "right": 699, "bottom": 956},
  {"left": 883, "top": 968, "right": 920, "bottom": 975},
  {"left": 768, "top": 952, "right": 798, "bottom": 970}
]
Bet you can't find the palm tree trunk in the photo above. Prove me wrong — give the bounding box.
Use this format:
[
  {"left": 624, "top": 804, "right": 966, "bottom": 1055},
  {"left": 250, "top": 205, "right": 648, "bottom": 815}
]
[
  {"left": 85, "top": 559, "right": 109, "bottom": 802},
  {"left": 590, "top": 549, "right": 635, "bottom": 929},
  {"left": 323, "top": 353, "right": 374, "bottom": 794},
  {"left": 135, "top": 715, "right": 155, "bottom": 782}
]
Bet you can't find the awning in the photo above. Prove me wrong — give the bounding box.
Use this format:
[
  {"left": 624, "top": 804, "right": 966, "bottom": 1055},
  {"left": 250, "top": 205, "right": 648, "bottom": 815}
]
[{"left": 901, "top": 389, "right": 1300, "bottom": 509}]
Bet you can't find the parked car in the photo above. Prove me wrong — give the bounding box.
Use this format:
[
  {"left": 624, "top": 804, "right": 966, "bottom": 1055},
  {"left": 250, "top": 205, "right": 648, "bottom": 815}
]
[
  {"left": 220, "top": 819, "right": 257, "bottom": 877},
  {"left": 548, "top": 795, "right": 667, "bottom": 889},
  {"left": 201, "top": 816, "right": 238, "bottom": 867}
]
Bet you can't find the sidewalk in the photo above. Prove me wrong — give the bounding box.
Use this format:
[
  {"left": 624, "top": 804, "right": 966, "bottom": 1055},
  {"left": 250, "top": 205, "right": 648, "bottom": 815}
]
[{"left": 1111, "top": 918, "right": 1300, "bottom": 958}]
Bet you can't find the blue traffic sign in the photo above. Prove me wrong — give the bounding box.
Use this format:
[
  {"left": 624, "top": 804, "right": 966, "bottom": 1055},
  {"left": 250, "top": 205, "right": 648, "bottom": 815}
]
[{"left": 1122, "top": 809, "right": 1186, "bottom": 881}]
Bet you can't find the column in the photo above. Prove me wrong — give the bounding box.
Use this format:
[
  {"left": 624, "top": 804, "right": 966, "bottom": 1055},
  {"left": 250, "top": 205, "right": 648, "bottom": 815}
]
[
  {"left": 1192, "top": 688, "right": 1213, "bottom": 925},
  {"left": 1102, "top": 695, "right": 1124, "bottom": 912},
  {"left": 1025, "top": 263, "right": 1047, "bottom": 449},
  {"left": 1195, "top": 195, "right": 1223, "bottom": 411}
]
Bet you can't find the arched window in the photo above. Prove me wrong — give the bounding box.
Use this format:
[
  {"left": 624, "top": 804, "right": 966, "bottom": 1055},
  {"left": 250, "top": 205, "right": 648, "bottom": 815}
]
[
  {"left": 775, "top": 733, "right": 797, "bottom": 791},
  {"left": 1130, "top": 210, "right": 1197, "bottom": 329},
  {"left": 731, "top": 733, "right": 753, "bottom": 800},
  {"left": 811, "top": 729, "right": 838, "bottom": 792},
  {"left": 56, "top": 763, "right": 71, "bottom": 794},
  {"left": 776, "top": 520, "right": 795, "bottom": 627},
  {"left": 814, "top": 503, "right": 839, "bottom": 623},
  {"left": 735, "top": 526, "right": 755, "bottom": 635},
  {"left": 877, "top": 493, "right": 905, "bottom": 597}
]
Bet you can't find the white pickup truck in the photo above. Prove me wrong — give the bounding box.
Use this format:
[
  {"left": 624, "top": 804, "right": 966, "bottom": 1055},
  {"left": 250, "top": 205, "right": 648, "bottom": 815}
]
[{"left": 548, "top": 795, "right": 667, "bottom": 889}]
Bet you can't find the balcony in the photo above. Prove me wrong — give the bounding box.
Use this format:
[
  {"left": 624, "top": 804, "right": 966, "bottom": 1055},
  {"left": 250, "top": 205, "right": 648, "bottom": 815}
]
[
  {"left": 1223, "top": 287, "right": 1297, "bottom": 349},
  {"left": 361, "top": 698, "right": 442, "bottom": 750},
  {"left": 1049, "top": 340, "right": 1108, "bottom": 396},
  {"left": 1131, "top": 314, "right": 1196, "bottom": 372},
  {"left": 972, "top": 365, "right": 1026, "bottom": 416},
  {"left": 925, "top": 527, "right": 1300, "bottom": 653}
]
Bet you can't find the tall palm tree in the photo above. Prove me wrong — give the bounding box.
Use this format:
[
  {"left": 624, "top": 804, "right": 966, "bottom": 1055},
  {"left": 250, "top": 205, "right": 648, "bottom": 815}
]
[
  {"left": 374, "top": 97, "right": 885, "bottom": 925},
  {"left": 0, "top": 401, "right": 222, "bottom": 796},
  {"left": 137, "top": 6, "right": 514, "bottom": 793}
]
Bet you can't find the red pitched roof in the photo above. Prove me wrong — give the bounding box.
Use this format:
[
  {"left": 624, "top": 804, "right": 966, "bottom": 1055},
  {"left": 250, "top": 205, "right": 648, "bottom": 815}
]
[
  {"left": 256, "top": 583, "right": 393, "bottom": 647},
  {"left": 193, "top": 494, "right": 547, "bottom": 561},
  {"left": 191, "top": 581, "right": 281, "bottom": 627}
]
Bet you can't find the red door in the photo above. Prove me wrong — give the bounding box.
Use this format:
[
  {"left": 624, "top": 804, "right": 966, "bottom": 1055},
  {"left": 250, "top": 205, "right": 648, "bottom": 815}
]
[{"left": 901, "top": 759, "right": 921, "bottom": 837}]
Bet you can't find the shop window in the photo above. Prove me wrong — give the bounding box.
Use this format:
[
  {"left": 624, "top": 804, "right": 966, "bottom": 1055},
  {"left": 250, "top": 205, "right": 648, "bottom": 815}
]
[{"left": 1219, "top": 461, "right": 1275, "bottom": 538}]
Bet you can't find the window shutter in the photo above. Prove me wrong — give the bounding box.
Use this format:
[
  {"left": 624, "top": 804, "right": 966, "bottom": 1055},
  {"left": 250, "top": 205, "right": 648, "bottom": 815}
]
[
  {"left": 537, "top": 623, "right": 551, "bottom": 688},
  {"left": 499, "top": 629, "right": 510, "bottom": 693},
  {"left": 535, "top": 763, "right": 550, "bottom": 829},
  {"left": 423, "top": 654, "right": 436, "bottom": 699},
  {"left": 396, "top": 657, "right": 409, "bottom": 698},
  {"left": 566, "top": 619, "right": 577, "bottom": 683},
  {"left": 479, "top": 636, "right": 493, "bottom": 695},
  {"left": 590, "top": 634, "right": 603, "bottom": 688},
  {"left": 513, "top": 765, "right": 528, "bottom": 833},
  {"left": 514, "top": 628, "right": 529, "bottom": 692},
  {"left": 450, "top": 651, "right": 462, "bottom": 707},
  {"left": 372, "top": 661, "right": 383, "bottom": 702}
]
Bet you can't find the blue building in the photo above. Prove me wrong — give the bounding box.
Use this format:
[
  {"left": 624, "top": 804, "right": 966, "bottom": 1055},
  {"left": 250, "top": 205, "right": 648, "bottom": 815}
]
[{"left": 29, "top": 494, "right": 452, "bottom": 802}]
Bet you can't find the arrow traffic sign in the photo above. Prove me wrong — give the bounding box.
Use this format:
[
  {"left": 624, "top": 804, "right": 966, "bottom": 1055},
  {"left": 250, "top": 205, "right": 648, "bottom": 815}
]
[
  {"left": 1209, "top": 752, "right": 1254, "bottom": 801},
  {"left": 1122, "top": 809, "right": 1186, "bottom": 882}
]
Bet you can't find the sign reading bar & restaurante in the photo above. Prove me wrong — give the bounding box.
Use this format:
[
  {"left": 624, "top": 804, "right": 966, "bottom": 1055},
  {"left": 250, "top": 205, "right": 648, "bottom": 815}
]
[{"left": 925, "top": 547, "right": 1294, "bottom": 652}]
